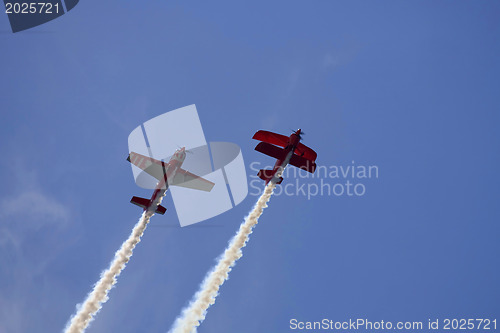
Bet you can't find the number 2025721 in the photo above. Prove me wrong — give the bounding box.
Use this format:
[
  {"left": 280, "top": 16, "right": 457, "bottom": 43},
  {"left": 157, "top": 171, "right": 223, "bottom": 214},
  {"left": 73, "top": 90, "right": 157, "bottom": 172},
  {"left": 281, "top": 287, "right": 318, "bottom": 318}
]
[
  {"left": 443, "top": 319, "right": 496, "bottom": 330},
  {"left": 5, "top": 2, "right": 60, "bottom": 14}
]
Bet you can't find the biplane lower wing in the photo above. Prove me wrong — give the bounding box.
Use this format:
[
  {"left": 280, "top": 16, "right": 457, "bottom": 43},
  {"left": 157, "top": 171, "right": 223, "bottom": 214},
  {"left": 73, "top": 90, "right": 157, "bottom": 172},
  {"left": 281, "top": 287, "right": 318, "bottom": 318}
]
[
  {"left": 289, "top": 154, "right": 317, "bottom": 173},
  {"left": 254, "top": 142, "right": 286, "bottom": 160}
]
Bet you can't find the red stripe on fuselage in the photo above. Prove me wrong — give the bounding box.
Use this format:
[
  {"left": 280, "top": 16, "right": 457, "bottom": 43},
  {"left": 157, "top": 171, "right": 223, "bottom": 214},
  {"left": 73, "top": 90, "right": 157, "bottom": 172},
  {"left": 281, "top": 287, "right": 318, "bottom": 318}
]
[{"left": 147, "top": 157, "right": 182, "bottom": 210}]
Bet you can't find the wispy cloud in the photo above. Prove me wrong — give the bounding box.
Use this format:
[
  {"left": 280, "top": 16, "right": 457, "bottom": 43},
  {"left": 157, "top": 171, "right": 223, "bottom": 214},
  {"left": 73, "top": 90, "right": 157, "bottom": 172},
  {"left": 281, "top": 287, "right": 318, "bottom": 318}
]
[
  {"left": 0, "top": 189, "right": 71, "bottom": 229},
  {"left": 0, "top": 165, "right": 75, "bottom": 332}
]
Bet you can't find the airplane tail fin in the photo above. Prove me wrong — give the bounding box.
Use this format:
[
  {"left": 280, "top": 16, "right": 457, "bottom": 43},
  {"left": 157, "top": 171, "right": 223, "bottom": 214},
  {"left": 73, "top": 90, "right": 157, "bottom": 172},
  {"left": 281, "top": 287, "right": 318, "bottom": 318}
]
[
  {"left": 257, "top": 169, "right": 283, "bottom": 184},
  {"left": 130, "top": 196, "right": 167, "bottom": 215}
]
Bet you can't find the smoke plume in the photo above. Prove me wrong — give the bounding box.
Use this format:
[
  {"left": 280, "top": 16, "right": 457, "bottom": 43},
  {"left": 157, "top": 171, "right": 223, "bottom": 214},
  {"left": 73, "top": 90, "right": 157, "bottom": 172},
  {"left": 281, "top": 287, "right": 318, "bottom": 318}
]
[
  {"left": 169, "top": 182, "right": 277, "bottom": 333},
  {"left": 64, "top": 195, "right": 164, "bottom": 333}
]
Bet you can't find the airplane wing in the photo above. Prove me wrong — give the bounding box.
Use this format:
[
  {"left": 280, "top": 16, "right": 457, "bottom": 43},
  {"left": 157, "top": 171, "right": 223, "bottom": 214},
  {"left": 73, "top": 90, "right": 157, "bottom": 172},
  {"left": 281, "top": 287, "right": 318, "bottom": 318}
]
[
  {"left": 255, "top": 142, "right": 287, "bottom": 160},
  {"left": 169, "top": 168, "right": 215, "bottom": 192},
  {"left": 252, "top": 130, "right": 289, "bottom": 148},
  {"left": 127, "top": 152, "right": 169, "bottom": 181},
  {"left": 294, "top": 142, "right": 317, "bottom": 161},
  {"left": 289, "top": 154, "right": 317, "bottom": 173},
  {"left": 256, "top": 141, "right": 317, "bottom": 173},
  {"left": 253, "top": 130, "right": 317, "bottom": 161}
]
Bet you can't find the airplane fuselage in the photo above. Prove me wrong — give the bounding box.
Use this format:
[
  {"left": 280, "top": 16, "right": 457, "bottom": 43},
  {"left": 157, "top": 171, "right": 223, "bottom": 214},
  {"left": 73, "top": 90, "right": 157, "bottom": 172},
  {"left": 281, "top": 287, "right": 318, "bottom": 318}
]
[
  {"left": 266, "top": 131, "right": 302, "bottom": 184},
  {"left": 144, "top": 149, "right": 186, "bottom": 213}
]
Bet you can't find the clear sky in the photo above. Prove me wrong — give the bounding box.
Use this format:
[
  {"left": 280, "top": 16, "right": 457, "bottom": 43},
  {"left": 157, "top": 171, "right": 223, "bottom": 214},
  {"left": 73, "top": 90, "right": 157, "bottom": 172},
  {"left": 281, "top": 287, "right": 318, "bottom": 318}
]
[{"left": 1, "top": 1, "right": 499, "bottom": 332}]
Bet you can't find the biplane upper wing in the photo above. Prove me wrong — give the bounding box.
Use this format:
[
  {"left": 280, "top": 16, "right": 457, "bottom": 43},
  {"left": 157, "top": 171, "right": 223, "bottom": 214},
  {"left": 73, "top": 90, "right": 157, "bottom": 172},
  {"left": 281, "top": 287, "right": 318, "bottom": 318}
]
[
  {"left": 294, "top": 142, "right": 317, "bottom": 161},
  {"left": 253, "top": 130, "right": 317, "bottom": 161},
  {"left": 252, "top": 130, "right": 289, "bottom": 148}
]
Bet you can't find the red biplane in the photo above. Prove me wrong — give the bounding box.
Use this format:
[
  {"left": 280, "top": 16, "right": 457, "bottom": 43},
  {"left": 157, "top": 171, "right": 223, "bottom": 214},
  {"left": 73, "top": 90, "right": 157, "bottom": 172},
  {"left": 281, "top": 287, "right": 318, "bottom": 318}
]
[{"left": 252, "top": 129, "right": 317, "bottom": 184}]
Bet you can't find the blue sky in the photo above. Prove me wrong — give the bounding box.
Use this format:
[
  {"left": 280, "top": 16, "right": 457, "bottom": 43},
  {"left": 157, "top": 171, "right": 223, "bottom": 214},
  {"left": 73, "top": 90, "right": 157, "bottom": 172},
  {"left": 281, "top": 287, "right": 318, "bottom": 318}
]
[{"left": 1, "top": 1, "right": 499, "bottom": 332}]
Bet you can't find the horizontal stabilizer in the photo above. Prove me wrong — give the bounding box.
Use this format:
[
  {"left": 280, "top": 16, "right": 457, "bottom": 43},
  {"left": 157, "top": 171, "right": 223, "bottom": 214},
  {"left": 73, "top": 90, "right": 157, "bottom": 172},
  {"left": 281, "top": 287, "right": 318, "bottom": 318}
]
[
  {"left": 253, "top": 130, "right": 289, "bottom": 148},
  {"left": 290, "top": 154, "right": 317, "bottom": 173},
  {"left": 257, "top": 169, "right": 283, "bottom": 184},
  {"left": 255, "top": 142, "right": 286, "bottom": 160},
  {"left": 155, "top": 205, "right": 167, "bottom": 215},
  {"left": 130, "top": 196, "right": 167, "bottom": 214},
  {"left": 130, "top": 196, "right": 150, "bottom": 209}
]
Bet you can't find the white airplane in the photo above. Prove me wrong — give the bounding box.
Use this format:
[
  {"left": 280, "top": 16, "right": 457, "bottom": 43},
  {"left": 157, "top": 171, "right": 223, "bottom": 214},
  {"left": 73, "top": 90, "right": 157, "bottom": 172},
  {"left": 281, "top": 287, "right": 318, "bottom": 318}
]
[{"left": 127, "top": 147, "right": 214, "bottom": 215}]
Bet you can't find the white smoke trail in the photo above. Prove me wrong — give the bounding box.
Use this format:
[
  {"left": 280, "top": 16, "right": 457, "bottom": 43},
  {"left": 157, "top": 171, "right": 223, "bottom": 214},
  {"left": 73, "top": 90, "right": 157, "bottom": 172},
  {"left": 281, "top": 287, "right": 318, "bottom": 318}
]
[
  {"left": 64, "top": 195, "right": 164, "bottom": 333},
  {"left": 169, "top": 182, "right": 277, "bottom": 333}
]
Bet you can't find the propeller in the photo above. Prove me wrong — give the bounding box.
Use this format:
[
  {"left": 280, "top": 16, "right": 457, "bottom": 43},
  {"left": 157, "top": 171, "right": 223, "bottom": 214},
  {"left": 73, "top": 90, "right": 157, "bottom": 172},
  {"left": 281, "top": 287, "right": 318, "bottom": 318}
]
[
  {"left": 291, "top": 128, "right": 305, "bottom": 140},
  {"left": 176, "top": 145, "right": 194, "bottom": 154}
]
